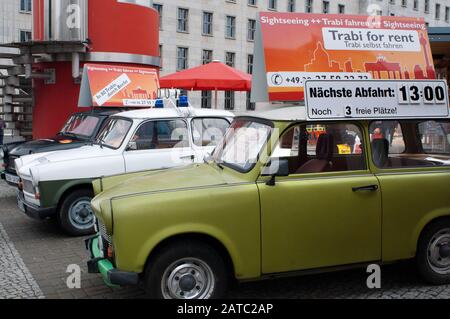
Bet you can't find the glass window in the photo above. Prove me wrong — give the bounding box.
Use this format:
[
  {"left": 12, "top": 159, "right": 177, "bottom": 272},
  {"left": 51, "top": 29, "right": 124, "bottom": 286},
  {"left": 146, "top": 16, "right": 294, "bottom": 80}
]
[
  {"left": 322, "top": 1, "right": 329, "bottom": 13},
  {"left": 61, "top": 114, "right": 100, "bottom": 138},
  {"left": 268, "top": 0, "right": 277, "bottom": 10},
  {"left": 425, "top": 0, "right": 430, "bottom": 13},
  {"left": 288, "top": 0, "right": 296, "bottom": 12},
  {"left": 177, "top": 47, "right": 188, "bottom": 71},
  {"left": 203, "top": 12, "right": 213, "bottom": 35},
  {"left": 247, "top": 54, "right": 254, "bottom": 74},
  {"left": 201, "top": 91, "right": 212, "bottom": 109},
  {"left": 247, "top": 19, "right": 256, "bottom": 41},
  {"left": 192, "top": 118, "right": 230, "bottom": 147},
  {"left": 226, "top": 16, "right": 236, "bottom": 38},
  {"left": 418, "top": 121, "right": 450, "bottom": 155},
  {"left": 128, "top": 120, "right": 189, "bottom": 151},
  {"left": 153, "top": 3, "right": 163, "bottom": 29},
  {"left": 370, "top": 120, "right": 450, "bottom": 169},
  {"left": 96, "top": 118, "right": 132, "bottom": 149},
  {"left": 20, "top": 0, "right": 32, "bottom": 12},
  {"left": 20, "top": 30, "right": 32, "bottom": 42},
  {"left": 248, "top": 0, "right": 257, "bottom": 6},
  {"left": 338, "top": 4, "right": 345, "bottom": 14},
  {"left": 177, "top": 8, "right": 189, "bottom": 32},
  {"left": 225, "top": 52, "right": 235, "bottom": 67},
  {"left": 436, "top": 3, "right": 441, "bottom": 19},
  {"left": 213, "top": 119, "right": 273, "bottom": 172},
  {"left": 202, "top": 50, "right": 213, "bottom": 64},
  {"left": 224, "top": 91, "right": 235, "bottom": 110},
  {"left": 305, "top": 0, "right": 313, "bottom": 13},
  {"left": 271, "top": 123, "right": 365, "bottom": 174}
]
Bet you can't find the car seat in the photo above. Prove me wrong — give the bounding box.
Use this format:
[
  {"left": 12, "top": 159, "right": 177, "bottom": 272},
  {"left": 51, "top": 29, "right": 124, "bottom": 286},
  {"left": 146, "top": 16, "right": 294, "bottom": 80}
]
[
  {"left": 371, "top": 139, "right": 389, "bottom": 168},
  {"left": 296, "top": 134, "right": 334, "bottom": 174}
]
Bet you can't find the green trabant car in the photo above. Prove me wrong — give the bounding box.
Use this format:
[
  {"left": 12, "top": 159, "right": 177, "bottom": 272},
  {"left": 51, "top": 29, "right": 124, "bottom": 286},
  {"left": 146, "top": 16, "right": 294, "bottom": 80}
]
[{"left": 87, "top": 106, "right": 450, "bottom": 299}]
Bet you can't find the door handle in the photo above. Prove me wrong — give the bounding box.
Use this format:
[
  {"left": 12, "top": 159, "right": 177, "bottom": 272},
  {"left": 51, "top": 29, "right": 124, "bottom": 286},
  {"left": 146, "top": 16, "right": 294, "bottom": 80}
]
[
  {"left": 180, "top": 154, "right": 195, "bottom": 161},
  {"left": 352, "top": 185, "right": 379, "bottom": 192}
]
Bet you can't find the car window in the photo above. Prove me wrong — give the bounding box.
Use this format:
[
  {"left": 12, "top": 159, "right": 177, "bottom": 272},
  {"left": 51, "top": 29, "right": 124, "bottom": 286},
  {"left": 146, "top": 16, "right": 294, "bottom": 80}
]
[
  {"left": 61, "top": 114, "right": 100, "bottom": 137},
  {"left": 271, "top": 123, "right": 366, "bottom": 175},
  {"left": 96, "top": 118, "right": 132, "bottom": 149},
  {"left": 418, "top": 121, "right": 450, "bottom": 155},
  {"left": 192, "top": 118, "right": 230, "bottom": 147},
  {"left": 128, "top": 120, "right": 189, "bottom": 151},
  {"left": 370, "top": 120, "right": 450, "bottom": 168}
]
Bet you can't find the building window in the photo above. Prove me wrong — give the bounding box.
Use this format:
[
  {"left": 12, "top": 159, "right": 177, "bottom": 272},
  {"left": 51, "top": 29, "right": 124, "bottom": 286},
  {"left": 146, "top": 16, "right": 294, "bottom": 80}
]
[
  {"left": 389, "top": 0, "right": 395, "bottom": 4},
  {"left": 305, "top": 0, "right": 313, "bottom": 13},
  {"left": 177, "top": 47, "right": 188, "bottom": 71},
  {"left": 202, "top": 12, "right": 213, "bottom": 36},
  {"left": 413, "top": 0, "right": 418, "bottom": 10},
  {"left": 248, "top": 0, "right": 257, "bottom": 6},
  {"left": 247, "top": 54, "right": 254, "bottom": 74},
  {"left": 224, "top": 91, "right": 235, "bottom": 110},
  {"left": 322, "top": 1, "right": 329, "bottom": 14},
  {"left": 435, "top": 3, "right": 441, "bottom": 19},
  {"left": 287, "top": 0, "right": 296, "bottom": 12},
  {"left": 20, "top": 30, "right": 32, "bottom": 42},
  {"left": 338, "top": 4, "right": 345, "bottom": 14},
  {"left": 225, "top": 16, "right": 236, "bottom": 39},
  {"left": 376, "top": 10, "right": 382, "bottom": 16},
  {"left": 153, "top": 3, "right": 163, "bottom": 30},
  {"left": 20, "top": 0, "right": 32, "bottom": 12},
  {"left": 201, "top": 91, "right": 212, "bottom": 109},
  {"left": 177, "top": 8, "right": 189, "bottom": 32},
  {"left": 268, "top": 0, "right": 277, "bottom": 10},
  {"left": 446, "top": 7, "right": 450, "bottom": 22},
  {"left": 247, "top": 19, "right": 256, "bottom": 41},
  {"left": 159, "top": 44, "right": 163, "bottom": 70},
  {"left": 425, "top": 0, "right": 430, "bottom": 13},
  {"left": 225, "top": 52, "right": 235, "bottom": 67},
  {"left": 246, "top": 92, "right": 255, "bottom": 111},
  {"left": 202, "top": 50, "right": 213, "bottom": 64},
  {"left": 401, "top": 0, "right": 407, "bottom": 7}
]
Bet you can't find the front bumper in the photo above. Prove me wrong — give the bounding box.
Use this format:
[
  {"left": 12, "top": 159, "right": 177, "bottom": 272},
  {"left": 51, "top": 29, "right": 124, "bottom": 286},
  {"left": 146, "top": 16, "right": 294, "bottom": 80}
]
[
  {"left": 86, "top": 235, "right": 139, "bottom": 287},
  {"left": 17, "top": 191, "right": 56, "bottom": 219}
]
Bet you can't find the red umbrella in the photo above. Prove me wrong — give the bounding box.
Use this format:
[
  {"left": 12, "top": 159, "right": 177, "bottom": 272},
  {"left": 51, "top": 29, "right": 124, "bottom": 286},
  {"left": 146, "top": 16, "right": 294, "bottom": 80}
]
[
  {"left": 159, "top": 60, "right": 252, "bottom": 108},
  {"left": 160, "top": 61, "right": 251, "bottom": 90}
]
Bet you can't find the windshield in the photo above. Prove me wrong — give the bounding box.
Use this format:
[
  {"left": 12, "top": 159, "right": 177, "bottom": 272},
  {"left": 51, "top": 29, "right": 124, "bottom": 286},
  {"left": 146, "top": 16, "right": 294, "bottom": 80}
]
[
  {"left": 61, "top": 114, "right": 100, "bottom": 138},
  {"left": 96, "top": 118, "right": 132, "bottom": 149},
  {"left": 213, "top": 119, "right": 273, "bottom": 172}
]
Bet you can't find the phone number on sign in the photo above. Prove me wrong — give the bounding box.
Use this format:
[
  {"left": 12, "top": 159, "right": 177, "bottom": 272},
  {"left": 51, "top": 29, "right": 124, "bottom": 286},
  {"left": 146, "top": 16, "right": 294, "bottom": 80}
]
[{"left": 267, "top": 72, "right": 372, "bottom": 88}]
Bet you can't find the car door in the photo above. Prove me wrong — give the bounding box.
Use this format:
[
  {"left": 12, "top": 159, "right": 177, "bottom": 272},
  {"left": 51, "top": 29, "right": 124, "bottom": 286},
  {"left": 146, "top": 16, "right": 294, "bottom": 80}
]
[
  {"left": 259, "top": 122, "right": 382, "bottom": 274},
  {"left": 123, "top": 119, "right": 195, "bottom": 173},
  {"left": 190, "top": 117, "right": 231, "bottom": 163}
]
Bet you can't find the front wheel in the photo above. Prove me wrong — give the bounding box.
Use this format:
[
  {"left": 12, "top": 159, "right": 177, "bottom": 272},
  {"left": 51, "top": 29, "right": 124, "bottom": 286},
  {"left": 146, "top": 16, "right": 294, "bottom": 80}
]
[
  {"left": 144, "top": 240, "right": 229, "bottom": 299},
  {"left": 58, "top": 189, "right": 96, "bottom": 236},
  {"left": 417, "top": 220, "right": 450, "bottom": 285}
]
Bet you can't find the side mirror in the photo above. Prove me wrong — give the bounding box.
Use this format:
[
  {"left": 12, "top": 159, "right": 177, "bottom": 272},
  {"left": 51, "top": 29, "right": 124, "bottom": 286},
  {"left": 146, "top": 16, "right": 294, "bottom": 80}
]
[
  {"left": 127, "top": 141, "right": 137, "bottom": 151},
  {"left": 262, "top": 158, "right": 289, "bottom": 186}
]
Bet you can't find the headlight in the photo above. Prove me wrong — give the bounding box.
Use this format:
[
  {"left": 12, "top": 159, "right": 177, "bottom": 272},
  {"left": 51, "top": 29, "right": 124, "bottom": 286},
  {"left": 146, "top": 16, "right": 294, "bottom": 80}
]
[{"left": 0, "top": 148, "right": 4, "bottom": 159}]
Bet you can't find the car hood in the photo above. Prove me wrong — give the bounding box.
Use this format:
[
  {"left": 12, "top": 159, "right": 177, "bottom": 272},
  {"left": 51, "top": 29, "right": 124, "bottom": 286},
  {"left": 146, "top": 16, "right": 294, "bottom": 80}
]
[
  {"left": 16, "top": 144, "right": 115, "bottom": 176},
  {"left": 10, "top": 135, "right": 87, "bottom": 156},
  {"left": 93, "top": 163, "right": 227, "bottom": 203}
]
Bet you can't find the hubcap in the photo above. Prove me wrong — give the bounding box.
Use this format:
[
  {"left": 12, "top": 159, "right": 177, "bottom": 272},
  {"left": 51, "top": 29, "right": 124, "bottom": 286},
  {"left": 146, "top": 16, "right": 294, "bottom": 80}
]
[
  {"left": 427, "top": 228, "right": 450, "bottom": 275},
  {"left": 161, "top": 258, "right": 215, "bottom": 299},
  {"left": 68, "top": 197, "right": 94, "bottom": 230}
]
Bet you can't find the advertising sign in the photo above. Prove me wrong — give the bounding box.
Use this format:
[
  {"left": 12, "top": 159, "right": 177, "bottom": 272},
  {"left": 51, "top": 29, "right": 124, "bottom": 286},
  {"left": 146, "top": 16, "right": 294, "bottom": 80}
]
[
  {"left": 252, "top": 13, "right": 435, "bottom": 102},
  {"left": 305, "top": 80, "right": 449, "bottom": 120},
  {"left": 78, "top": 64, "right": 160, "bottom": 107}
]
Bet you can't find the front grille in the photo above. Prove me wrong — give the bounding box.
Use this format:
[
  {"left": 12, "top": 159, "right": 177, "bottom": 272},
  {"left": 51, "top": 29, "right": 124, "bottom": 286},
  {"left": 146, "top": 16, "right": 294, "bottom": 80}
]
[{"left": 22, "top": 179, "right": 35, "bottom": 195}]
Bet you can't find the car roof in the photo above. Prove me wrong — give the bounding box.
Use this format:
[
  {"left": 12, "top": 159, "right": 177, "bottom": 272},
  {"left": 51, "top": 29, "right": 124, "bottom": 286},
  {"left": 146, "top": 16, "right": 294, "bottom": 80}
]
[
  {"left": 113, "top": 107, "right": 234, "bottom": 120},
  {"left": 75, "top": 108, "right": 125, "bottom": 116},
  {"left": 238, "top": 106, "right": 307, "bottom": 122}
]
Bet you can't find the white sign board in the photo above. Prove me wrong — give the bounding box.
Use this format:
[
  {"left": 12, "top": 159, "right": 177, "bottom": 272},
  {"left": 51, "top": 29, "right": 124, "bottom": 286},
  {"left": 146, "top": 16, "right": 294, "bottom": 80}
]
[{"left": 305, "top": 80, "right": 449, "bottom": 120}]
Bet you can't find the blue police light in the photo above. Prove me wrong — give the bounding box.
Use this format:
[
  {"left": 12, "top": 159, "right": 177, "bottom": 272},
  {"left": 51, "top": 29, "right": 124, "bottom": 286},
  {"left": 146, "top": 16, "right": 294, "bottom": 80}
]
[
  {"left": 178, "top": 95, "right": 189, "bottom": 107},
  {"left": 154, "top": 99, "right": 164, "bottom": 108}
]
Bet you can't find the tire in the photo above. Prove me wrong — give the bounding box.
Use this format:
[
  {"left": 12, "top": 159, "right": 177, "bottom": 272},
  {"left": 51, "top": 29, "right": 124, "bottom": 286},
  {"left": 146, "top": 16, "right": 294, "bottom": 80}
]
[
  {"left": 144, "top": 240, "right": 229, "bottom": 299},
  {"left": 58, "top": 189, "right": 96, "bottom": 237},
  {"left": 416, "top": 219, "right": 450, "bottom": 285}
]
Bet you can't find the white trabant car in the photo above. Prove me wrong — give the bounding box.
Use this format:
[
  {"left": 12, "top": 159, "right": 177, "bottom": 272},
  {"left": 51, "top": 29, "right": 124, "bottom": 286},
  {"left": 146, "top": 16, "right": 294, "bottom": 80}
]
[{"left": 15, "top": 105, "right": 233, "bottom": 236}]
